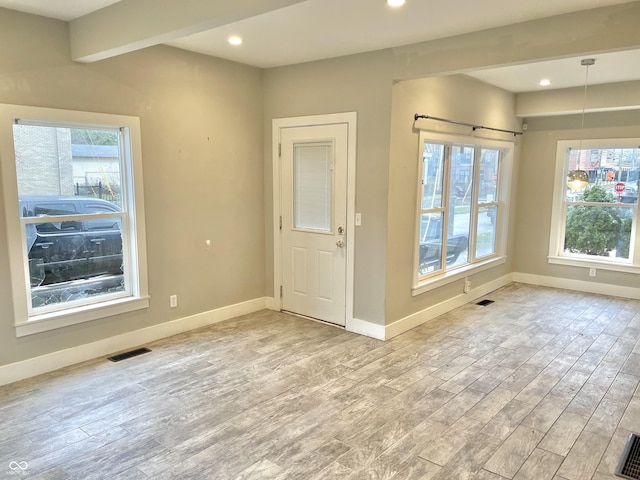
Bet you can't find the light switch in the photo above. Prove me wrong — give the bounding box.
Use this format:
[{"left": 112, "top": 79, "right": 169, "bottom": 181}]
[{"left": 355, "top": 213, "right": 362, "bottom": 226}]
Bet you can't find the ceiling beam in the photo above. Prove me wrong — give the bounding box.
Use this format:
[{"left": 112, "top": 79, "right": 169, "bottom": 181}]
[
  {"left": 516, "top": 81, "right": 640, "bottom": 117},
  {"left": 392, "top": 2, "right": 640, "bottom": 81},
  {"left": 70, "top": 0, "right": 308, "bottom": 63}
]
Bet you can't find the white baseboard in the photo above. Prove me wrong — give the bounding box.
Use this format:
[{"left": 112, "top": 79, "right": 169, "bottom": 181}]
[
  {"left": 513, "top": 272, "right": 640, "bottom": 300},
  {"left": 0, "top": 297, "right": 268, "bottom": 387},
  {"left": 346, "top": 317, "right": 386, "bottom": 341},
  {"left": 385, "top": 274, "right": 514, "bottom": 340},
  {"left": 265, "top": 296, "right": 280, "bottom": 311},
  {"left": 6, "top": 272, "right": 634, "bottom": 386}
]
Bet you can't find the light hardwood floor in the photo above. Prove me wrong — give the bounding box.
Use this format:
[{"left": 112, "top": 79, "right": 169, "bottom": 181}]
[{"left": 1, "top": 283, "right": 639, "bottom": 479}]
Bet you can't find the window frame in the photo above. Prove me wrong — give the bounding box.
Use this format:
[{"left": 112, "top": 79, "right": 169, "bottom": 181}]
[
  {"left": 0, "top": 104, "right": 149, "bottom": 336},
  {"left": 413, "top": 131, "right": 513, "bottom": 295},
  {"left": 548, "top": 138, "right": 640, "bottom": 274}
]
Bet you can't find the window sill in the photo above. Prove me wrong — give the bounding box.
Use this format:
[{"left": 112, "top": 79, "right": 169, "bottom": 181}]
[
  {"left": 15, "top": 295, "right": 150, "bottom": 337},
  {"left": 412, "top": 256, "right": 506, "bottom": 296},
  {"left": 548, "top": 256, "right": 640, "bottom": 275}
]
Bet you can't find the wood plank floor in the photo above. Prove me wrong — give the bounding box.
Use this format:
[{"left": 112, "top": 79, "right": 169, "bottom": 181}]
[{"left": 1, "top": 283, "right": 639, "bottom": 479}]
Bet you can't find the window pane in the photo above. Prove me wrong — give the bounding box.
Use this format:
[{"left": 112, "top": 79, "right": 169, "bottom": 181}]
[
  {"left": 479, "top": 148, "right": 500, "bottom": 203},
  {"left": 450, "top": 145, "right": 474, "bottom": 204},
  {"left": 293, "top": 142, "right": 332, "bottom": 231},
  {"left": 27, "top": 218, "right": 124, "bottom": 309},
  {"left": 477, "top": 205, "right": 497, "bottom": 258},
  {"left": 13, "top": 124, "right": 128, "bottom": 310},
  {"left": 14, "top": 124, "right": 123, "bottom": 208},
  {"left": 566, "top": 147, "right": 639, "bottom": 204},
  {"left": 85, "top": 218, "right": 124, "bottom": 277},
  {"left": 422, "top": 143, "right": 445, "bottom": 209},
  {"left": 419, "top": 213, "right": 443, "bottom": 275},
  {"left": 448, "top": 146, "right": 473, "bottom": 266},
  {"left": 446, "top": 220, "right": 470, "bottom": 267},
  {"left": 31, "top": 275, "right": 125, "bottom": 309},
  {"left": 564, "top": 205, "right": 632, "bottom": 260}
]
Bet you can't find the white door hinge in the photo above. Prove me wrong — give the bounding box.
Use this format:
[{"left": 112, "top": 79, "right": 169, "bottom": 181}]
[
  {"left": 278, "top": 143, "right": 281, "bottom": 157},
  {"left": 279, "top": 216, "right": 282, "bottom": 230},
  {"left": 280, "top": 285, "right": 283, "bottom": 298}
]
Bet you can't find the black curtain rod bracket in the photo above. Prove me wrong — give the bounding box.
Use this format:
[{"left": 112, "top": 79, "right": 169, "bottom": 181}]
[{"left": 414, "top": 114, "right": 523, "bottom": 137}]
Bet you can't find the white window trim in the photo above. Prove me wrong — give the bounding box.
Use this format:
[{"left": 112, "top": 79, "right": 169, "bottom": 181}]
[
  {"left": 548, "top": 138, "right": 640, "bottom": 274},
  {"left": 0, "top": 104, "right": 150, "bottom": 336},
  {"left": 412, "top": 131, "right": 514, "bottom": 296}
]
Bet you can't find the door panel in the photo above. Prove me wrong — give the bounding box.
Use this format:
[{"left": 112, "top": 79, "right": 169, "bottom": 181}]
[
  {"left": 281, "top": 123, "right": 348, "bottom": 326},
  {"left": 317, "top": 250, "right": 333, "bottom": 300},
  {"left": 292, "top": 247, "right": 308, "bottom": 294}
]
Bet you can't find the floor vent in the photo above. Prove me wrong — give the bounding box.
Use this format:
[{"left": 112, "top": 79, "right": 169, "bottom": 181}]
[
  {"left": 476, "top": 299, "right": 495, "bottom": 306},
  {"left": 616, "top": 433, "right": 640, "bottom": 479},
  {"left": 108, "top": 347, "right": 151, "bottom": 362}
]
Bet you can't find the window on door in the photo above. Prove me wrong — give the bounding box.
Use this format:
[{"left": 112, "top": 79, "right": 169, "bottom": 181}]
[
  {"left": 0, "top": 105, "right": 149, "bottom": 336},
  {"left": 414, "top": 131, "right": 512, "bottom": 293},
  {"left": 548, "top": 139, "right": 640, "bottom": 273}
]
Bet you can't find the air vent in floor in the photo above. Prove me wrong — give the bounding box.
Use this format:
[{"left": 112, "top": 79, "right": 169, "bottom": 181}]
[
  {"left": 476, "top": 299, "right": 495, "bottom": 306},
  {"left": 616, "top": 433, "right": 640, "bottom": 480},
  {"left": 108, "top": 347, "right": 151, "bottom": 362}
]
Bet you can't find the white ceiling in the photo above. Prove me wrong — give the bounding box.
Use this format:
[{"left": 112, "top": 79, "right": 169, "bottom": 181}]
[
  {"left": 0, "top": 0, "right": 121, "bottom": 20},
  {"left": 466, "top": 50, "right": 640, "bottom": 93},
  {"left": 1, "top": 0, "right": 639, "bottom": 93}
]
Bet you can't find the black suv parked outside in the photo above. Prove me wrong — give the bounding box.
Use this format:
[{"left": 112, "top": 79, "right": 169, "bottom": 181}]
[
  {"left": 419, "top": 216, "right": 468, "bottom": 275},
  {"left": 20, "top": 195, "right": 123, "bottom": 288}
]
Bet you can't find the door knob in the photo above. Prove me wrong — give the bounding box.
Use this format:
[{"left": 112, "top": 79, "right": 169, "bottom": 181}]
[{"left": 336, "top": 239, "right": 345, "bottom": 248}]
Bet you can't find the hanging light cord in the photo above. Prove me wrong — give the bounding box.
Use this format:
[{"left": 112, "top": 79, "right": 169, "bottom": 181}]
[{"left": 577, "top": 59, "right": 594, "bottom": 169}]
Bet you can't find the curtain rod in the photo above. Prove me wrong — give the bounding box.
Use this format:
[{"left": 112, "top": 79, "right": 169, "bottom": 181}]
[{"left": 414, "top": 114, "right": 523, "bottom": 137}]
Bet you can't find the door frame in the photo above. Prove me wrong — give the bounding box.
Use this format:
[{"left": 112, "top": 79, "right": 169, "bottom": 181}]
[{"left": 272, "top": 112, "right": 357, "bottom": 330}]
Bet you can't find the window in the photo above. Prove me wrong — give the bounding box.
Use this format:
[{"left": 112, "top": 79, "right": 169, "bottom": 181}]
[
  {"left": 549, "top": 139, "right": 640, "bottom": 273},
  {"left": 414, "top": 131, "right": 512, "bottom": 293},
  {"left": 0, "top": 105, "right": 149, "bottom": 336}
]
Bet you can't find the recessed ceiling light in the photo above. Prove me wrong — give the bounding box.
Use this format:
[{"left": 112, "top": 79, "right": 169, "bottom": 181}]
[
  {"left": 228, "top": 36, "right": 243, "bottom": 46},
  {"left": 387, "top": 0, "right": 406, "bottom": 7},
  {"left": 539, "top": 79, "right": 551, "bottom": 87}
]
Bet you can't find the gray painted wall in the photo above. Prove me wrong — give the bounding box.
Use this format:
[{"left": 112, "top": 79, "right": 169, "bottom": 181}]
[
  {"left": 0, "top": 9, "right": 264, "bottom": 367},
  {"left": 386, "top": 75, "right": 522, "bottom": 324},
  {"left": 263, "top": 50, "right": 395, "bottom": 326},
  {"left": 1, "top": 2, "right": 640, "bottom": 369},
  {"left": 515, "top": 109, "right": 640, "bottom": 287}
]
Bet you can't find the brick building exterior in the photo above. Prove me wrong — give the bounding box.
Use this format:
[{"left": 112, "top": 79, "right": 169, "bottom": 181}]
[{"left": 14, "top": 125, "right": 75, "bottom": 195}]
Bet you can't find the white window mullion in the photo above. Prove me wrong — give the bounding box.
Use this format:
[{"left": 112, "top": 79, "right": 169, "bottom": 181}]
[
  {"left": 440, "top": 144, "right": 452, "bottom": 272},
  {"left": 469, "top": 147, "right": 481, "bottom": 263}
]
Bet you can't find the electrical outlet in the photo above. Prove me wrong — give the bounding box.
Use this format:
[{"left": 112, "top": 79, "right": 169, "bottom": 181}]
[
  {"left": 463, "top": 278, "right": 471, "bottom": 294},
  {"left": 589, "top": 268, "right": 596, "bottom": 277},
  {"left": 170, "top": 294, "right": 178, "bottom": 308}
]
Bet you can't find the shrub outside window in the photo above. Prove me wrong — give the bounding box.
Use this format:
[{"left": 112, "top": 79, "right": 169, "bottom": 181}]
[
  {"left": 0, "top": 105, "right": 149, "bottom": 336},
  {"left": 549, "top": 139, "right": 640, "bottom": 273}
]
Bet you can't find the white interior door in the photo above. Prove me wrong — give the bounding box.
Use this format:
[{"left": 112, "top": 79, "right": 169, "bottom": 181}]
[{"left": 280, "top": 123, "right": 348, "bottom": 326}]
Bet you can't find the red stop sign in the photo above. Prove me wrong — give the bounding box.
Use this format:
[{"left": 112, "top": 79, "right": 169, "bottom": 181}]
[{"left": 615, "top": 182, "right": 625, "bottom": 193}]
